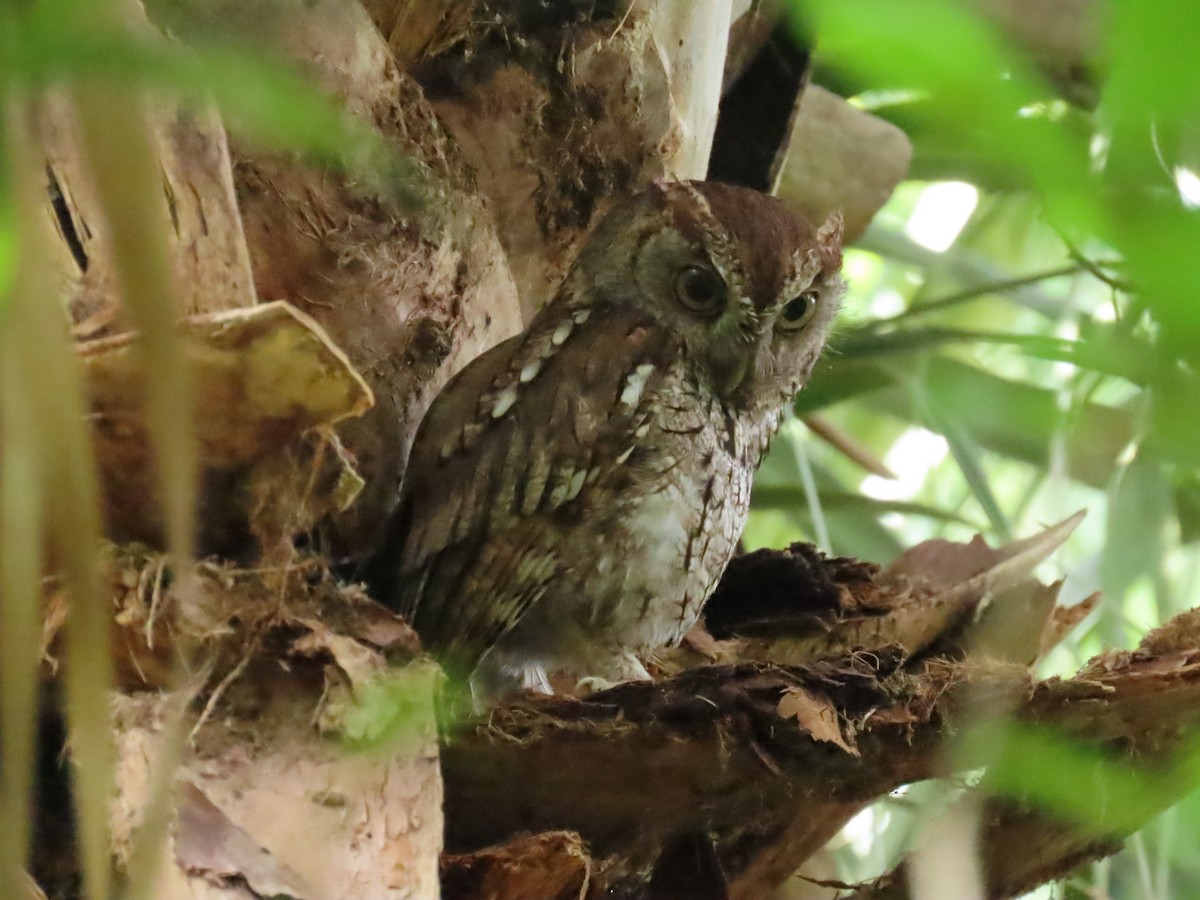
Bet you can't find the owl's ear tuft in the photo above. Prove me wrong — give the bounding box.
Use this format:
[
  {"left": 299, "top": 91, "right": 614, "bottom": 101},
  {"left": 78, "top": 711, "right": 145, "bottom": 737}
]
[{"left": 815, "top": 212, "right": 844, "bottom": 272}]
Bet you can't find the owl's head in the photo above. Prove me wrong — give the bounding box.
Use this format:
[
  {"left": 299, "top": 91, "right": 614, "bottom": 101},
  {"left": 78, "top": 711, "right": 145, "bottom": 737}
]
[{"left": 568, "top": 179, "right": 845, "bottom": 412}]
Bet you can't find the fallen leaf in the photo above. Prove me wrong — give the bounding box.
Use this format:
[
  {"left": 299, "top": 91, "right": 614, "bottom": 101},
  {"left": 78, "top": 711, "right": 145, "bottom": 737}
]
[
  {"left": 776, "top": 687, "right": 859, "bottom": 756},
  {"left": 175, "top": 781, "right": 320, "bottom": 899}
]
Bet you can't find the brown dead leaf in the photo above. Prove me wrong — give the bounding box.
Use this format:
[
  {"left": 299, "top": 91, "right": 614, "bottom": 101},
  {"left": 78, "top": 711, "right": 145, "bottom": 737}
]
[
  {"left": 1041, "top": 593, "right": 1100, "bottom": 657},
  {"left": 883, "top": 511, "right": 1085, "bottom": 594},
  {"left": 971, "top": 580, "right": 1065, "bottom": 665},
  {"left": 175, "top": 781, "right": 321, "bottom": 899},
  {"left": 290, "top": 619, "right": 385, "bottom": 688},
  {"left": 777, "top": 85, "right": 912, "bottom": 241},
  {"left": 776, "top": 687, "right": 859, "bottom": 756}
]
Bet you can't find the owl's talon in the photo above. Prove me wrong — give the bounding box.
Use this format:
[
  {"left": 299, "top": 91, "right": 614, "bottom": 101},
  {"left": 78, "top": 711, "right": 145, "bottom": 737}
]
[{"left": 575, "top": 675, "right": 621, "bottom": 696}]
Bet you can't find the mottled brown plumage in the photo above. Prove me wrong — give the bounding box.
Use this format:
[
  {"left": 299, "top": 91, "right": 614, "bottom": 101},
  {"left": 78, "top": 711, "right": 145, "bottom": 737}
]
[{"left": 368, "top": 180, "right": 844, "bottom": 687}]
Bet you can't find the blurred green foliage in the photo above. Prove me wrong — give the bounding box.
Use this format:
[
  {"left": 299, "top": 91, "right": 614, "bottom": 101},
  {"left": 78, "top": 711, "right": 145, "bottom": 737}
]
[{"left": 755, "top": 1, "right": 1200, "bottom": 895}]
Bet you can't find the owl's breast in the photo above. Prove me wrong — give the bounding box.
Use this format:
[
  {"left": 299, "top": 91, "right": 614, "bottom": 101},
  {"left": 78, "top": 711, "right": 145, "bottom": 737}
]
[
  {"left": 607, "top": 384, "right": 760, "bottom": 649},
  {"left": 487, "top": 369, "right": 765, "bottom": 673}
]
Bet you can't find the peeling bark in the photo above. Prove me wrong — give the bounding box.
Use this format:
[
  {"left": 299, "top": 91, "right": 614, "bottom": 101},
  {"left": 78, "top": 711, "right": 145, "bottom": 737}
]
[
  {"left": 42, "top": 547, "right": 442, "bottom": 899},
  {"left": 442, "top": 831, "right": 593, "bottom": 900},
  {"left": 79, "top": 302, "right": 372, "bottom": 556},
  {"left": 444, "top": 624, "right": 1200, "bottom": 896},
  {"left": 223, "top": 0, "right": 523, "bottom": 557},
  {"left": 36, "top": 81, "right": 256, "bottom": 337}
]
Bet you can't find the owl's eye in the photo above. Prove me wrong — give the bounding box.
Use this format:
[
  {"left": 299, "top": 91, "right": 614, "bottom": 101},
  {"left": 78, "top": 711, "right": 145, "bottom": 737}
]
[
  {"left": 777, "top": 290, "right": 819, "bottom": 332},
  {"left": 673, "top": 265, "right": 727, "bottom": 317}
]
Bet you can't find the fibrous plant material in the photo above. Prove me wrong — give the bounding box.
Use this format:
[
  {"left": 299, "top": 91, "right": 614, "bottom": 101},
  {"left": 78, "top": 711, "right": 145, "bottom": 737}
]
[
  {"left": 415, "top": 1, "right": 735, "bottom": 320},
  {"left": 41, "top": 547, "right": 441, "bottom": 899},
  {"left": 78, "top": 301, "right": 373, "bottom": 557},
  {"left": 443, "top": 611, "right": 1200, "bottom": 898},
  {"left": 662, "top": 512, "right": 1090, "bottom": 672}
]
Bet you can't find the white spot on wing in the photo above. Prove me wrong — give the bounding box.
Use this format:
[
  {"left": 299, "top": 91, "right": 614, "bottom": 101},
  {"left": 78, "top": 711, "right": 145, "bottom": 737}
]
[
  {"left": 572, "top": 309, "right": 591, "bottom": 324},
  {"left": 620, "top": 363, "right": 656, "bottom": 409},
  {"left": 565, "top": 468, "right": 587, "bottom": 500},
  {"left": 491, "top": 385, "right": 519, "bottom": 418},
  {"left": 548, "top": 470, "right": 575, "bottom": 506},
  {"left": 519, "top": 360, "right": 542, "bottom": 383},
  {"left": 551, "top": 321, "right": 573, "bottom": 346}
]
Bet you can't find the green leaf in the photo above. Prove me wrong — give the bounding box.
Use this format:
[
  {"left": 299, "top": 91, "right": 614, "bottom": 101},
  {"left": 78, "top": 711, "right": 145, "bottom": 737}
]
[
  {"left": 970, "top": 721, "right": 1190, "bottom": 837},
  {"left": 838, "top": 325, "right": 1158, "bottom": 385},
  {"left": 341, "top": 665, "right": 440, "bottom": 753},
  {"left": 1102, "top": 451, "right": 1174, "bottom": 611},
  {"left": 794, "top": 0, "right": 1101, "bottom": 231},
  {"left": 919, "top": 385, "right": 1013, "bottom": 541},
  {"left": 751, "top": 486, "right": 983, "bottom": 528}
]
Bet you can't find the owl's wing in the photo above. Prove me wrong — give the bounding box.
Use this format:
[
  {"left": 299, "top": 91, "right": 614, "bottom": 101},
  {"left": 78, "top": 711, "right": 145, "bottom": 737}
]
[{"left": 370, "top": 305, "right": 679, "bottom": 673}]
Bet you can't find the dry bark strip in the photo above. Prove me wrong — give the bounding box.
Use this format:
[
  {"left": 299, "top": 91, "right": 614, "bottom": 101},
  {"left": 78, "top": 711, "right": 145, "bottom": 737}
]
[
  {"left": 441, "top": 831, "right": 593, "bottom": 900},
  {"left": 36, "top": 82, "right": 256, "bottom": 338},
  {"left": 79, "top": 301, "right": 373, "bottom": 556},
  {"left": 442, "top": 624, "right": 1200, "bottom": 897}
]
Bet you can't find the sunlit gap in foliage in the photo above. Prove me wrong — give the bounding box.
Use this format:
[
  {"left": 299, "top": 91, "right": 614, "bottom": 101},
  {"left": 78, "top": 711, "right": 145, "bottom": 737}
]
[
  {"left": 840, "top": 789, "right": 904, "bottom": 859},
  {"left": 1174, "top": 167, "right": 1200, "bottom": 210},
  {"left": 903, "top": 181, "right": 979, "bottom": 252},
  {"left": 1017, "top": 99, "right": 1071, "bottom": 122},
  {"left": 860, "top": 428, "right": 949, "bottom": 519}
]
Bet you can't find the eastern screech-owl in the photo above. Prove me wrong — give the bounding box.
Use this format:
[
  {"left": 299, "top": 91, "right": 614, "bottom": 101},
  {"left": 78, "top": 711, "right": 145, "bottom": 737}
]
[{"left": 368, "top": 180, "right": 844, "bottom": 687}]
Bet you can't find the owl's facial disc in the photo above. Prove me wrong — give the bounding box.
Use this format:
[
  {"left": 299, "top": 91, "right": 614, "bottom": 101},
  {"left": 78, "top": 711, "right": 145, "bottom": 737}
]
[{"left": 580, "top": 181, "right": 844, "bottom": 408}]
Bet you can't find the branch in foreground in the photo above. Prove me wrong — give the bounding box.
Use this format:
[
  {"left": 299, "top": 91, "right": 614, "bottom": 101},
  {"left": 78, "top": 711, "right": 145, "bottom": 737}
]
[
  {"left": 851, "top": 612, "right": 1200, "bottom": 899},
  {"left": 443, "top": 612, "right": 1200, "bottom": 897}
]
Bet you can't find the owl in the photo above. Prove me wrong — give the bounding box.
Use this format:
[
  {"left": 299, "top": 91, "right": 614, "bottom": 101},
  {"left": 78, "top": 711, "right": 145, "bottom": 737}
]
[{"left": 367, "top": 180, "right": 844, "bottom": 689}]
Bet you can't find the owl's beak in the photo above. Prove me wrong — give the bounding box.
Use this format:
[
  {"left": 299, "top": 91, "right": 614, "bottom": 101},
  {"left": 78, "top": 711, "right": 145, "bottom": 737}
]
[
  {"left": 704, "top": 309, "right": 758, "bottom": 400},
  {"left": 708, "top": 349, "right": 751, "bottom": 400}
]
